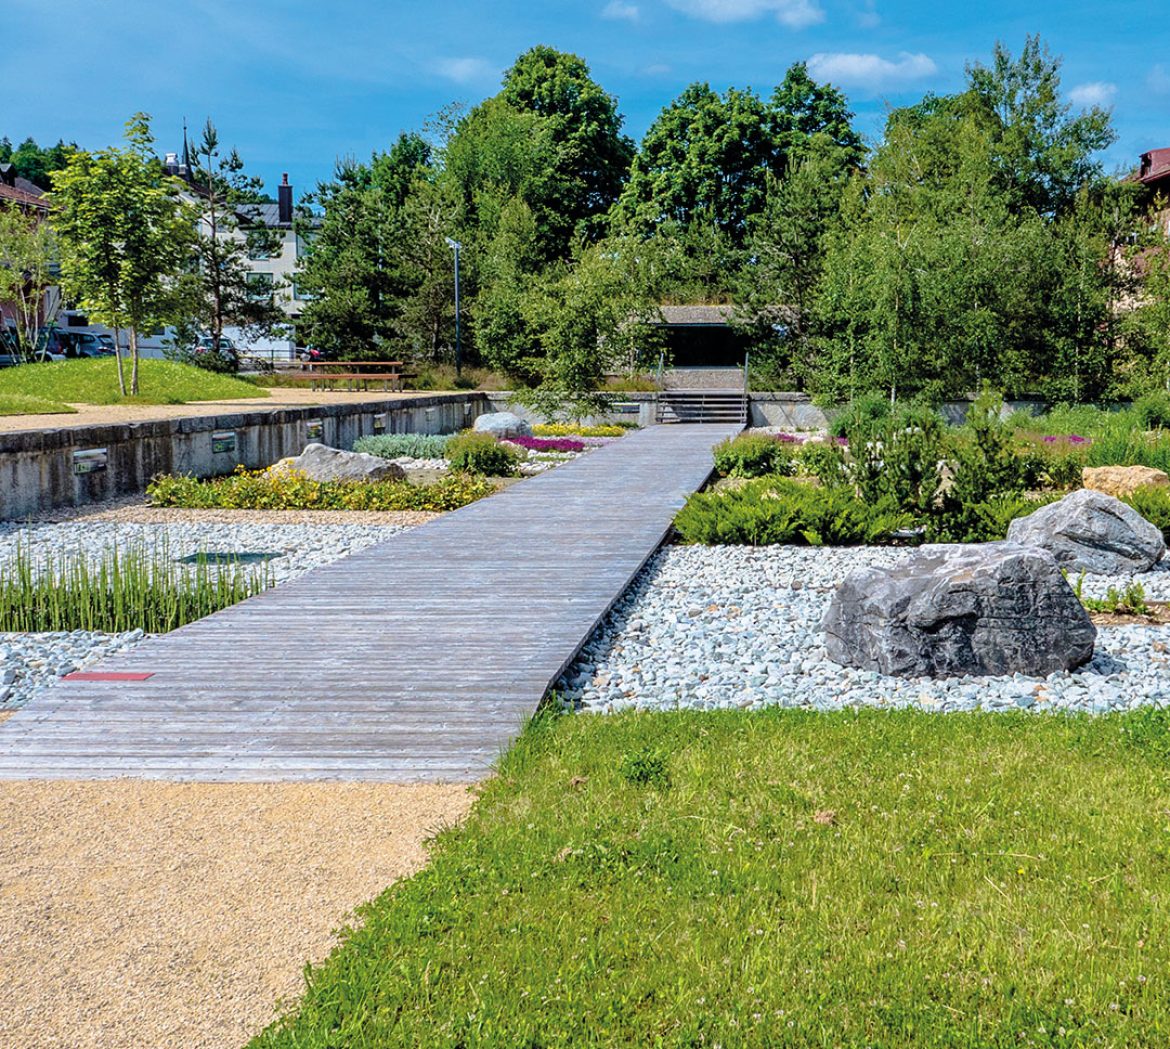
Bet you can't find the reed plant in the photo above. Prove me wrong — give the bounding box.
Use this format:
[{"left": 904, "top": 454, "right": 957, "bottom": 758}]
[{"left": 0, "top": 539, "right": 271, "bottom": 633}]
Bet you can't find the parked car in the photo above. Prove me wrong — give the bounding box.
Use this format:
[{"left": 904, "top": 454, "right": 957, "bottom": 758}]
[
  {"left": 74, "top": 332, "right": 116, "bottom": 357},
  {"left": 191, "top": 334, "right": 240, "bottom": 370}
]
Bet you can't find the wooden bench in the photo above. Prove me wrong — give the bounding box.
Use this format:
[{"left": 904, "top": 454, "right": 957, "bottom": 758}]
[{"left": 287, "top": 361, "right": 414, "bottom": 392}]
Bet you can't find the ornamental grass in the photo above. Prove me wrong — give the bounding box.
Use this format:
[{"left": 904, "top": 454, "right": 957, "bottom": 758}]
[{"left": 0, "top": 539, "right": 270, "bottom": 633}]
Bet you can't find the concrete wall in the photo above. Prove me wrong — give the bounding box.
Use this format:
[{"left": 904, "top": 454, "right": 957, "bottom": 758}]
[{"left": 0, "top": 393, "right": 490, "bottom": 520}]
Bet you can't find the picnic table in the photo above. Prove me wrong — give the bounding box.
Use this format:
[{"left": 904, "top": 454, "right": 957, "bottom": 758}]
[{"left": 285, "top": 361, "right": 413, "bottom": 392}]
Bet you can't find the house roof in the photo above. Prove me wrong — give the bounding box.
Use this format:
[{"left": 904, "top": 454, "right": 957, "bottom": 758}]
[
  {"left": 235, "top": 201, "right": 320, "bottom": 230},
  {"left": 1139, "top": 148, "right": 1170, "bottom": 186},
  {"left": 0, "top": 182, "right": 50, "bottom": 211},
  {"left": 654, "top": 304, "right": 735, "bottom": 326}
]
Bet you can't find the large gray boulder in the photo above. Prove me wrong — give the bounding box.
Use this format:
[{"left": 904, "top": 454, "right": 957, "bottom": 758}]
[
  {"left": 1006, "top": 489, "right": 1164, "bottom": 574},
  {"left": 822, "top": 542, "right": 1096, "bottom": 678},
  {"left": 473, "top": 411, "right": 532, "bottom": 439},
  {"left": 270, "top": 443, "right": 405, "bottom": 482}
]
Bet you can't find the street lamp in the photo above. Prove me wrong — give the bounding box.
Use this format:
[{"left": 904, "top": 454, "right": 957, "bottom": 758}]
[{"left": 444, "top": 237, "right": 462, "bottom": 377}]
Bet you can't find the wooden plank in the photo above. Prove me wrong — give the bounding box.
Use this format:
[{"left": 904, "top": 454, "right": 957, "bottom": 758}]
[{"left": 0, "top": 424, "right": 739, "bottom": 782}]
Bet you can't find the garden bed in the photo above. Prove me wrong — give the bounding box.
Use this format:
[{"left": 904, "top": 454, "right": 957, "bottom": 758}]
[{"left": 555, "top": 544, "right": 1170, "bottom": 715}]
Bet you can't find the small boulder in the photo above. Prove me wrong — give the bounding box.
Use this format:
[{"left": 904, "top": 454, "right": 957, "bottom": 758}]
[
  {"left": 1082, "top": 465, "right": 1170, "bottom": 499},
  {"left": 1006, "top": 488, "right": 1164, "bottom": 574},
  {"left": 822, "top": 542, "right": 1096, "bottom": 679},
  {"left": 473, "top": 412, "right": 532, "bottom": 439},
  {"left": 269, "top": 443, "right": 406, "bottom": 483}
]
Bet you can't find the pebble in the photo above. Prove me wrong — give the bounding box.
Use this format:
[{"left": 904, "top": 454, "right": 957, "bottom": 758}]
[
  {"left": 0, "top": 521, "right": 412, "bottom": 711},
  {"left": 554, "top": 545, "right": 1170, "bottom": 717}
]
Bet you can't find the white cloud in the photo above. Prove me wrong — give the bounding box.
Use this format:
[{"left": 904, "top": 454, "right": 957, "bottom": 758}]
[
  {"left": 433, "top": 56, "right": 496, "bottom": 85},
  {"left": 602, "top": 1, "right": 641, "bottom": 20},
  {"left": 664, "top": 0, "right": 824, "bottom": 29},
  {"left": 807, "top": 51, "right": 937, "bottom": 88},
  {"left": 1068, "top": 81, "right": 1117, "bottom": 107},
  {"left": 1148, "top": 65, "right": 1170, "bottom": 94},
  {"left": 856, "top": 0, "right": 880, "bottom": 28},
  {"left": 643, "top": 63, "right": 672, "bottom": 75}
]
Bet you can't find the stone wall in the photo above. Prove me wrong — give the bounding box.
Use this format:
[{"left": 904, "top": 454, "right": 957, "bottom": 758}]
[{"left": 0, "top": 393, "right": 489, "bottom": 519}]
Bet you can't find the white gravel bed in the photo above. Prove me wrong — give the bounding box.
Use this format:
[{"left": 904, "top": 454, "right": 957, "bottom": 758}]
[
  {"left": 0, "top": 521, "right": 411, "bottom": 710},
  {"left": 555, "top": 545, "right": 1170, "bottom": 716}
]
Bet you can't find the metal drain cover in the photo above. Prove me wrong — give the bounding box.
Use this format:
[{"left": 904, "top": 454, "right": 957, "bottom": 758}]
[{"left": 176, "top": 551, "right": 284, "bottom": 566}]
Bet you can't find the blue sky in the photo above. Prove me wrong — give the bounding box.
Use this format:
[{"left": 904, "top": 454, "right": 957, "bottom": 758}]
[{"left": 6, "top": 0, "right": 1167, "bottom": 201}]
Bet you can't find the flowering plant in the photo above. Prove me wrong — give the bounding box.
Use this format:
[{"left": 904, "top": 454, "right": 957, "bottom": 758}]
[{"left": 505, "top": 435, "right": 586, "bottom": 453}]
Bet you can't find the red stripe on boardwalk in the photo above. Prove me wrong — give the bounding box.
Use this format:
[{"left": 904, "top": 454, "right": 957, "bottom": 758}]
[{"left": 62, "top": 672, "right": 155, "bottom": 682}]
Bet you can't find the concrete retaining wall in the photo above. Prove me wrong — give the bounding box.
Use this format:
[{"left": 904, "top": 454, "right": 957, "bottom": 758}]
[{"left": 0, "top": 393, "right": 490, "bottom": 519}]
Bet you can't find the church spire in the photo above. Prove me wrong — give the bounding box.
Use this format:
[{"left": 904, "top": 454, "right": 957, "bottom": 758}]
[{"left": 181, "top": 117, "right": 190, "bottom": 172}]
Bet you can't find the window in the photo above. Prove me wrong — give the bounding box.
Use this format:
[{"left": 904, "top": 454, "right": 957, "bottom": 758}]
[
  {"left": 246, "top": 272, "right": 275, "bottom": 301},
  {"left": 292, "top": 282, "right": 314, "bottom": 302}
]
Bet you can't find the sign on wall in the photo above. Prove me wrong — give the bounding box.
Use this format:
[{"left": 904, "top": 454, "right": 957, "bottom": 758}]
[
  {"left": 211, "top": 430, "right": 237, "bottom": 454},
  {"left": 72, "top": 448, "right": 108, "bottom": 475},
  {"left": 372, "top": 412, "right": 388, "bottom": 433},
  {"left": 305, "top": 419, "right": 324, "bottom": 442}
]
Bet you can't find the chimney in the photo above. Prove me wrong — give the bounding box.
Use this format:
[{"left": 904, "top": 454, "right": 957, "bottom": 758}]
[{"left": 278, "top": 173, "right": 293, "bottom": 224}]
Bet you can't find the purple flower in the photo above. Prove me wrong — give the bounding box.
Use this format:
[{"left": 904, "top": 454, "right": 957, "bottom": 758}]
[
  {"left": 1067, "top": 434, "right": 1091, "bottom": 445},
  {"left": 774, "top": 433, "right": 800, "bottom": 444},
  {"left": 505, "top": 435, "right": 586, "bottom": 453}
]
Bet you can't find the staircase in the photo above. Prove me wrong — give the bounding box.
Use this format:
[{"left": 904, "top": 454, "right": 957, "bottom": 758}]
[
  {"left": 656, "top": 388, "right": 748, "bottom": 425},
  {"left": 656, "top": 366, "right": 749, "bottom": 425}
]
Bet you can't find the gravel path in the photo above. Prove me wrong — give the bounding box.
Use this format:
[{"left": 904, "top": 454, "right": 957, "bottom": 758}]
[
  {"left": 0, "top": 520, "right": 413, "bottom": 710},
  {"left": 556, "top": 545, "right": 1170, "bottom": 715},
  {"left": 0, "top": 780, "right": 473, "bottom": 1049}
]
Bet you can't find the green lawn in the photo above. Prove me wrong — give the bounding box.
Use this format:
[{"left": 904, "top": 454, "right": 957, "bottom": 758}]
[
  {"left": 0, "top": 358, "right": 264, "bottom": 407},
  {"left": 253, "top": 709, "right": 1170, "bottom": 1048},
  {"left": 0, "top": 392, "right": 77, "bottom": 416}
]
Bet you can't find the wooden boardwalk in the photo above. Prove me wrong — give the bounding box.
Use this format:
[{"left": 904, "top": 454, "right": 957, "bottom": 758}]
[{"left": 0, "top": 424, "right": 739, "bottom": 782}]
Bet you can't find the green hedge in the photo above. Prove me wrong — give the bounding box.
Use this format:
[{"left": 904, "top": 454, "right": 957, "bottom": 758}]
[
  {"left": 446, "top": 432, "right": 522, "bottom": 476},
  {"left": 674, "top": 478, "right": 912, "bottom": 546}
]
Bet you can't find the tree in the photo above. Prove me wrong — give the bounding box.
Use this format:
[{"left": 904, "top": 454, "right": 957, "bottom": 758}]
[
  {"left": 182, "top": 119, "right": 283, "bottom": 369},
  {"left": 967, "top": 35, "right": 1115, "bottom": 215},
  {"left": 51, "top": 114, "right": 195, "bottom": 394},
  {"left": 734, "top": 134, "right": 854, "bottom": 386},
  {"left": 615, "top": 64, "right": 862, "bottom": 249},
  {"left": 769, "top": 63, "right": 865, "bottom": 169},
  {"left": 615, "top": 83, "right": 776, "bottom": 242},
  {"left": 499, "top": 45, "right": 635, "bottom": 249},
  {"left": 512, "top": 235, "right": 665, "bottom": 418},
  {"left": 0, "top": 136, "right": 78, "bottom": 190},
  {"left": 295, "top": 135, "right": 433, "bottom": 359},
  {"left": 0, "top": 205, "right": 58, "bottom": 357}
]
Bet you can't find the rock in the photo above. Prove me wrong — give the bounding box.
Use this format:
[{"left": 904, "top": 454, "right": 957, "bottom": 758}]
[
  {"left": 821, "top": 543, "right": 1096, "bottom": 679},
  {"left": 1082, "top": 465, "right": 1170, "bottom": 499},
  {"left": 1006, "top": 488, "right": 1165, "bottom": 574},
  {"left": 473, "top": 412, "right": 532, "bottom": 439},
  {"left": 269, "top": 444, "right": 405, "bottom": 483}
]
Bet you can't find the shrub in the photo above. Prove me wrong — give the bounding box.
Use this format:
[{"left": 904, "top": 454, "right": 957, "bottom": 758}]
[
  {"left": 147, "top": 467, "right": 495, "bottom": 512},
  {"left": 1124, "top": 487, "right": 1170, "bottom": 540},
  {"left": 674, "top": 478, "right": 911, "bottom": 546},
  {"left": 713, "top": 434, "right": 798, "bottom": 478},
  {"left": 352, "top": 434, "right": 452, "bottom": 460},
  {"left": 924, "top": 495, "right": 1054, "bottom": 544},
  {"left": 533, "top": 423, "right": 630, "bottom": 437},
  {"left": 828, "top": 392, "right": 894, "bottom": 439},
  {"left": 845, "top": 410, "right": 948, "bottom": 516},
  {"left": 0, "top": 539, "right": 269, "bottom": 633},
  {"left": 1133, "top": 392, "right": 1170, "bottom": 430},
  {"left": 446, "top": 432, "right": 522, "bottom": 476}
]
